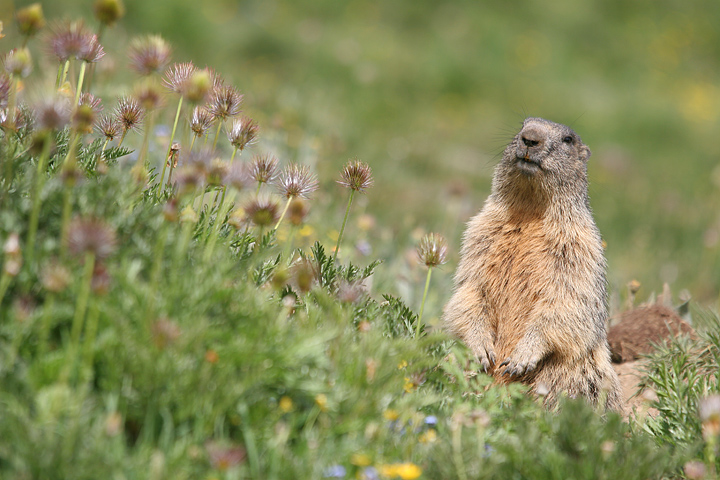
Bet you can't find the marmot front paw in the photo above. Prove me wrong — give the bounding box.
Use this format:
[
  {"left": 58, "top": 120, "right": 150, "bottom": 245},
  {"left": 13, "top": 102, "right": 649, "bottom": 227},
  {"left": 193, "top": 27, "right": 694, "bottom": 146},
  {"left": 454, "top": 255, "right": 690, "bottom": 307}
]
[{"left": 499, "top": 351, "right": 541, "bottom": 377}]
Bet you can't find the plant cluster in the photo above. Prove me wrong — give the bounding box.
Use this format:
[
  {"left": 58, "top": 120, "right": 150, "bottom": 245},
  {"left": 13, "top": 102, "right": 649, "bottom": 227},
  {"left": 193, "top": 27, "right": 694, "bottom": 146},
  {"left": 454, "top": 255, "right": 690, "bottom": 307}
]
[{"left": 0, "top": 3, "right": 716, "bottom": 479}]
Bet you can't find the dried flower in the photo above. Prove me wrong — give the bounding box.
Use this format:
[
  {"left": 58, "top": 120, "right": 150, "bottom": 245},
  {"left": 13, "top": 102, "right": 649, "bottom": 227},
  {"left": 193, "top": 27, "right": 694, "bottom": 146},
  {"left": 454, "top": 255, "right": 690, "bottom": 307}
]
[
  {"left": 72, "top": 103, "right": 97, "bottom": 134},
  {"left": 78, "top": 93, "right": 103, "bottom": 115},
  {"left": 223, "top": 162, "right": 252, "bottom": 191},
  {"left": 700, "top": 394, "right": 720, "bottom": 440},
  {"left": 4, "top": 48, "right": 32, "bottom": 78},
  {"left": 0, "top": 73, "right": 10, "bottom": 109},
  {"left": 337, "top": 279, "right": 366, "bottom": 304},
  {"left": 245, "top": 197, "right": 280, "bottom": 228},
  {"left": 184, "top": 69, "right": 214, "bottom": 104},
  {"left": 96, "top": 114, "right": 121, "bottom": 140},
  {"left": 289, "top": 257, "right": 318, "bottom": 294},
  {"left": 47, "top": 21, "right": 96, "bottom": 63},
  {"left": 128, "top": 35, "right": 171, "bottom": 76},
  {"left": 91, "top": 263, "right": 111, "bottom": 295},
  {"left": 3, "top": 233, "right": 22, "bottom": 276},
  {"left": 67, "top": 217, "right": 117, "bottom": 260},
  {"left": 338, "top": 159, "right": 373, "bottom": 193},
  {"left": 208, "top": 84, "right": 243, "bottom": 120},
  {"left": 94, "top": 0, "right": 125, "bottom": 26},
  {"left": 16, "top": 3, "right": 45, "bottom": 37},
  {"left": 205, "top": 441, "right": 246, "bottom": 471},
  {"left": 417, "top": 233, "right": 448, "bottom": 268},
  {"left": 114, "top": 96, "right": 144, "bottom": 134},
  {"left": 276, "top": 163, "right": 319, "bottom": 199},
  {"left": 79, "top": 35, "right": 105, "bottom": 63},
  {"left": 162, "top": 62, "right": 197, "bottom": 95},
  {"left": 250, "top": 154, "right": 279, "bottom": 185},
  {"left": 227, "top": 116, "right": 259, "bottom": 150},
  {"left": 41, "top": 261, "right": 71, "bottom": 293},
  {"left": 134, "top": 79, "right": 165, "bottom": 110},
  {"left": 288, "top": 198, "right": 309, "bottom": 226},
  {"left": 190, "top": 106, "right": 214, "bottom": 137},
  {"left": 152, "top": 317, "right": 181, "bottom": 349},
  {"left": 35, "top": 97, "right": 71, "bottom": 131}
]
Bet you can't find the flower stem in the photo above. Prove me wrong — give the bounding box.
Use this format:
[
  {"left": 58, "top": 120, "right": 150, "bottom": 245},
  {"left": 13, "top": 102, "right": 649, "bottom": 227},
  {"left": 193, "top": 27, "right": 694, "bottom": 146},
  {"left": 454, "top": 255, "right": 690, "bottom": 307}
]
[
  {"left": 416, "top": 267, "right": 433, "bottom": 338},
  {"left": 61, "top": 251, "right": 95, "bottom": 383},
  {"left": 73, "top": 61, "right": 87, "bottom": 107},
  {"left": 212, "top": 120, "right": 223, "bottom": 149},
  {"left": 229, "top": 146, "right": 238, "bottom": 164},
  {"left": 38, "top": 294, "right": 56, "bottom": 355},
  {"left": 26, "top": 138, "right": 53, "bottom": 267},
  {"left": 59, "top": 185, "right": 73, "bottom": 259},
  {"left": 158, "top": 97, "right": 183, "bottom": 193},
  {"left": 333, "top": 189, "right": 355, "bottom": 263},
  {"left": 205, "top": 190, "right": 236, "bottom": 261},
  {"left": 0, "top": 271, "right": 12, "bottom": 306},
  {"left": 274, "top": 197, "right": 293, "bottom": 231}
]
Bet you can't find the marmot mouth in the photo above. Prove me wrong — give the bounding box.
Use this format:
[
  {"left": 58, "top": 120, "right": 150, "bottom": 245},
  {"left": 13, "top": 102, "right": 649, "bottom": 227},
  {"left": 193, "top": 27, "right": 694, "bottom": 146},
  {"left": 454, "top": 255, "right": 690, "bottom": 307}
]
[{"left": 515, "top": 156, "right": 542, "bottom": 175}]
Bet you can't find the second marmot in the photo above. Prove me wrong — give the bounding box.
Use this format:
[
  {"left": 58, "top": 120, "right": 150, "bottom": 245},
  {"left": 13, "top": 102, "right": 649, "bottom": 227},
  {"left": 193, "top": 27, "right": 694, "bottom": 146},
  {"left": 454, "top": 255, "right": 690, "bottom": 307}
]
[{"left": 443, "top": 117, "right": 622, "bottom": 411}]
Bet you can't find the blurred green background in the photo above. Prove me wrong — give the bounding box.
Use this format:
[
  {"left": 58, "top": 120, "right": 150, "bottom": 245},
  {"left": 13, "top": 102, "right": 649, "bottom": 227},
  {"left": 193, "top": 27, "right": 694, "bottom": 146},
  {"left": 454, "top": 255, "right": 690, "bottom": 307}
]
[{"left": 5, "top": 0, "right": 720, "bottom": 304}]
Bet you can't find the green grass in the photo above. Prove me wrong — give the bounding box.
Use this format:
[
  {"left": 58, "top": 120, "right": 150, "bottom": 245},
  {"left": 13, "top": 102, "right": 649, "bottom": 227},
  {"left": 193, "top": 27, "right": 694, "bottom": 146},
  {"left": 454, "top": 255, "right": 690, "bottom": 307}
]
[{"left": 0, "top": 2, "right": 719, "bottom": 479}]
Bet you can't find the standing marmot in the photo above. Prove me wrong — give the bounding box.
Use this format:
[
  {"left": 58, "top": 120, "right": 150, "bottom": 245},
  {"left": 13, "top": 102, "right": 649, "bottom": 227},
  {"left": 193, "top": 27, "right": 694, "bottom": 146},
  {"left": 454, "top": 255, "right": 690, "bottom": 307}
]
[{"left": 443, "top": 117, "right": 622, "bottom": 411}]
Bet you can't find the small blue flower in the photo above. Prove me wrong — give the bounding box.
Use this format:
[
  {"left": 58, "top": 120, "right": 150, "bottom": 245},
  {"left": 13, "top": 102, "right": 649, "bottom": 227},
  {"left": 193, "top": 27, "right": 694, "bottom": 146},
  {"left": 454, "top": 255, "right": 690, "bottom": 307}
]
[
  {"left": 361, "top": 466, "right": 380, "bottom": 480},
  {"left": 424, "top": 415, "right": 438, "bottom": 426},
  {"left": 323, "top": 465, "right": 346, "bottom": 478}
]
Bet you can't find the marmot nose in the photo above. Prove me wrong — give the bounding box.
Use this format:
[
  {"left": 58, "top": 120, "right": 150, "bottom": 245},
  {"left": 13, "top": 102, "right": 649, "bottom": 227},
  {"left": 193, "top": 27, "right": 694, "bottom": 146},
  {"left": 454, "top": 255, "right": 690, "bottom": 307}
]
[{"left": 521, "top": 126, "right": 544, "bottom": 148}]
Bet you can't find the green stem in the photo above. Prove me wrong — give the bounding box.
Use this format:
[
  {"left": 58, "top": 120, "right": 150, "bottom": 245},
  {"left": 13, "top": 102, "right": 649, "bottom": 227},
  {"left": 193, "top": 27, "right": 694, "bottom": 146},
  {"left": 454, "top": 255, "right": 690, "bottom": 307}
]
[
  {"left": 59, "top": 184, "right": 73, "bottom": 259},
  {"left": 332, "top": 189, "right": 355, "bottom": 263},
  {"left": 55, "top": 63, "right": 64, "bottom": 89},
  {"left": 158, "top": 97, "right": 183, "bottom": 193},
  {"left": 137, "top": 110, "right": 155, "bottom": 171},
  {"left": 26, "top": 139, "right": 53, "bottom": 267},
  {"left": 274, "top": 197, "right": 293, "bottom": 231},
  {"left": 38, "top": 294, "right": 56, "bottom": 355},
  {"left": 61, "top": 251, "right": 95, "bottom": 383},
  {"left": 255, "top": 182, "right": 262, "bottom": 196},
  {"left": 73, "top": 61, "right": 87, "bottom": 107},
  {"left": 0, "top": 271, "right": 12, "bottom": 306},
  {"left": 212, "top": 120, "right": 223, "bottom": 150},
  {"left": 62, "top": 130, "right": 80, "bottom": 170},
  {"left": 189, "top": 134, "right": 197, "bottom": 152},
  {"left": 81, "top": 298, "right": 100, "bottom": 379},
  {"left": 416, "top": 267, "right": 433, "bottom": 338},
  {"left": 100, "top": 137, "right": 110, "bottom": 161},
  {"left": 204, "top": 190, "right": 235, "bottom": 261},
  {"left": 7, "top": 75, "right": 17, "bottom": 130},
  {"left": 144, "top": 224, "right": 168, "bottom": 326},
  {"left": 229, "top": 146, "right": 238, "bottom": 164},
  {"left": 60, "top": 60, "right": 70, "bottom": 89}
]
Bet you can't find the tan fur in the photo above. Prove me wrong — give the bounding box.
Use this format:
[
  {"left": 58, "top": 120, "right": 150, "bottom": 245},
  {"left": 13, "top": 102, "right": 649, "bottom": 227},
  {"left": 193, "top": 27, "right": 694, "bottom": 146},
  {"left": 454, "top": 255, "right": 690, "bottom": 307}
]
[{"left": 443, "top": 118, "right": 622, "bottom": 411}]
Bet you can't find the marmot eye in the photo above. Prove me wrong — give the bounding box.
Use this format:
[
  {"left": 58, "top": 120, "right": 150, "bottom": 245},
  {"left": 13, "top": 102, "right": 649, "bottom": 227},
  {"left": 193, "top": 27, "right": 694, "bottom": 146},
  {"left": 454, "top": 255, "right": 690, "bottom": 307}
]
[{"left": 562, "top": 136, "right": 573, "bottom": 144}]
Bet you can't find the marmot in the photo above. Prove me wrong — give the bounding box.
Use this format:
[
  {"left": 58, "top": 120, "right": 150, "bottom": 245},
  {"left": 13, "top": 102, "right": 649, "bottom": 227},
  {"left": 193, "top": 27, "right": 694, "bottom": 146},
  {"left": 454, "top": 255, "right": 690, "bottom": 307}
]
[{"left": 443, "top": 117, "right": 622, "bottom": 411}]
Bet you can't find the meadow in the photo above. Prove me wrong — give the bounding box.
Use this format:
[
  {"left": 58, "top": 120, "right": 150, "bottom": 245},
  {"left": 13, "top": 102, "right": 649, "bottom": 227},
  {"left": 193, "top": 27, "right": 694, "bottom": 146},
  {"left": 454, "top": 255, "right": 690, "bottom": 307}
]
[{"left": 1, "top": 1, "right": 719, "bottom": 478}]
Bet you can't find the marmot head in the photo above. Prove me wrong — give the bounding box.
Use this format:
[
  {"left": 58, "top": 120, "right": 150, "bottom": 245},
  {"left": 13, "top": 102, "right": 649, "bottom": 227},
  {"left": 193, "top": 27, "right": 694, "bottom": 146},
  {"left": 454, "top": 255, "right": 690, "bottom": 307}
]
[{"left": 494, "top": 117, "right": 592, "bottom": 203}]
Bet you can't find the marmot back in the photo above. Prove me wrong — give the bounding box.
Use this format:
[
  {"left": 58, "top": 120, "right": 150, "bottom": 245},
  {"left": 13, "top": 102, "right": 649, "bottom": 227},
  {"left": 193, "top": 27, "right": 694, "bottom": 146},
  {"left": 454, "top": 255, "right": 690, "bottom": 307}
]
[{"left": 443, "top": 117, "right": 622, "bottom": 411}]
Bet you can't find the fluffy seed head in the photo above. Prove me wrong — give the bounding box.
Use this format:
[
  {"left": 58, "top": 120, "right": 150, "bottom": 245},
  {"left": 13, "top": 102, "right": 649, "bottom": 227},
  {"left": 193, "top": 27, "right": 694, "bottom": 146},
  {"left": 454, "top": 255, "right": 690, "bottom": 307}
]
[
  {"left": 114, "top": 96, "right": 144, "bottom": 133},
  {"left": 338, "top": 159, "right": 373, "bottom": 193},
  {"left": 94, "top": 0, "right": 125, "bottom": 26},
  {"left": 250, "top": 154, "right": 279, "bottom": 185},
  {"left": 0, "top": 74, "right": 10, "bottom": 109},
  {"left": 288, "top": 198, "right": 309, "bottom": 226},
  {"left": 72, "top": 103, "right": 97, "bottom": 134},
  {"left": 245, "top": 197, "right": 280, "bottom": 228},
  {"left": 416, "top": 233, "right": 448, "bottom": 268},
  {"left": 223, "top": 162, "right": 253, "bottom": 191},
  {"left": 67, "top": 217, "right": 117, "bottom": 260},
  {"left": 205, "top": 441, "right": 246, "bottom": 472},
  {"left": 289, "top": 258, "right": 318, "bottom": 295},
  {"left": 134, "top": 79, "right": 165, "bottom": 110},
  {"left": 79, "top": 35, "right": 105, "bottom": 63},
  {"left": 47, "top": 21, "right": 96, "bottom": 63},
  {"left": 190, "top": 106, "right": 214, "bottom": 137},
  {"left": 128, "top": 35, "right": 171, "bottom": 76},
  {"left": 96, "top": 114, "right": 121, "bottom": 140},
  {"left": 16, "top": 3, "right": 45, "bottom": 37},
  {"left": 184, "top": 69, "right": 213, "bottom": 104},
  {"left": 4, "top": 48, "right": 33, "bottom": 78},
  {"left": 208, "top": 84, "right": 243, "bottom": 120},
  {"left": 162, "top": 62, "right": 197, "bottom": 95},
  {"left": 41, "top": 261, "right": 71, "bottom": 293},
  {"left": 276, "top": 163, "right": 319, "bottom": 199},
  {"left": 227, "top": 116, "right": 259, "bottom": 150},
  {"left": 35, "top": 97, "right": 71, "bottom": 131},
  {"left": 78, "top": 92, "right": 103, "bottom": 115}
]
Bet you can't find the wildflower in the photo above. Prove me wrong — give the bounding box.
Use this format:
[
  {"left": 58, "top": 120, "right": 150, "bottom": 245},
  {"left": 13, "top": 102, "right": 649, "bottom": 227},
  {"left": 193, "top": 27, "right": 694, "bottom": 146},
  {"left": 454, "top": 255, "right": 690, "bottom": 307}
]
[
  {"left": 184, "top": 69, "right": 214, "bottom": 104},
  {"left": 41, "top": 261, "right": 71, "bottom": 293},
  {"left": 350, "top": 453, "right": 372, "bottom": 467},
  {"left": 91, "top": 263, "right": 111, "bottom": 295},
  {"left": 360, "top": 467, "right": 380, "bottom": 480},
  {"left": 47, "top": 21, "right": 96, "bottom": 63},
  {"left": 276, "top": 163, "right": 319, "bottom": 199},
  {"left": 418, "top": 429, "right": 437, "bottom": 444},
  {"left": 416, "top": 233, "right": 448, "bottom": 268},
  {"left": 338, "top": 159, "right": 373, "bottom": 193},
  {"left": 66, "top": 217, "right": 117, "bottom": 260},
  {"left": 206, "top": 159, "right": 228, "bottom": 187},
  {"left": 227, "top": 116, "right": 259, "bottom": 151},
  {"left": 315, "top": 393, "right": 328, "bottom": 412},
  {"left": 94, "top": 0, "right": 125, "bottom": 27},
  {"left": 78, "top": 35, "right": 105, "bottom": 63},
  {"left": 337, "top": 279, "right": 366, "bottom": 304},
  {"left": 394, "top": 462, "right": 422, "bottom": 480},
  {"left": 397, "top": 360, "right": 408, "bottom": 370},
  {"left": 72, "top": 103, "right": 97, "bottom": 134},
  {"left": 134, "top": 80, "right": 165, "bottom": 111},
  {"left": 3, "top": 233, "right": 22, "bottom": 277},
  {"left": 684, "top": 461, "right": 707, "bottom": 480},
  {"left": 383, "top": 409, "right": 399, "bottom": 421},
  {"left": 289, "top": 257, "right": 318, "bottom": 294},
  {"left": 250, "top": 154, "right": 279, "bottom": 188},
  {"left": 423, "top": 415, "right": 437, "bottom": 427},
  {"left": 16, "top": 3, "right": 45, "bottom": 38},
  {"left": 162, "top": 62, "right": 197, "bottom": 95},
  {"left": 4, "top": 48, "right": 32, "bottom": 78},
  {"left": 114, "top": 96, "right": 144, "bottom": 142},
  {"left": 699, "top": 394, "right": 720, "bottom": 440},
  {"left": 323, "top": 465, "right": 346, "bottom": 478},
  {"left": 279, "top": 396, "right": 293, "bottom": 413},
  {"left": 78, "top": 93, "right": 103, "bottom": 115},
  {"left": 403, "top": 377, "right": 415, "bottom": 394},
  {"left": 128, "top": 35, "right": 171, "bottom": 76},
  {"left": 223, "top": 162, "right": 253, "bottom": 192},
  {"left": 245, "top": 197, "right": 280, "bottom": 229},
  {"left": 205, "top": 349, "right": 219, "bottom": 363},
  {"left": 287, "top": 198, "right": 310, "bottom": 226},
  {"left": 35, "top": 97, "right": 70, "bottom": 131},
  {"left": 152, "top": 317, "right": 181, "bottom": 349},
  {"left": 205, "top": 441, "right": 246, "bottom": 471},
  {"left": 208, "top": 84, "right": 243, "bottom": 120},
  {"left": 96, "top": 114, "right": 121, "bottom": 140},
  {"left": 190, "top": 106, "right": 214, "bottom": 139}
]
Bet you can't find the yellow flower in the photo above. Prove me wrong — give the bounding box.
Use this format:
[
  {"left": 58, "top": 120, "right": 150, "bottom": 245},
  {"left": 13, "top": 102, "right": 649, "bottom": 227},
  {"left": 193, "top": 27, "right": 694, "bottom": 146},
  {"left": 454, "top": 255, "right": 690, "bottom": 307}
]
[
  {"left": 350, "top": 453, "right": 372, "bottom": 467},
  {"left": 379, "top": 464, "right": 398, "bottom": 477},
  {"left": 315, "top": 394, "right": 328, "bottom": 412},
  {"left": 383, "top": 409, "right": 399, "bottom": 421},
  {"left": 403, "top": 377, "right": 415, "bottom": 393},
  {"left": 328, "top": 229, "right": 340, "bottom": 241},
  {"left": 299, "top": 224, "right": 314, "bottom": 238},
  {"left": 397, "top": 360, "right": 408, "bottom": 370},
  {"left": 279, "top": 396, "right": 293, "bottom": 413},
  {"left": 395, "top": 462, "right": 422, "bottom": 480},
  {"left": 418, "top": 429, "right": 437, "bottom": 444}
]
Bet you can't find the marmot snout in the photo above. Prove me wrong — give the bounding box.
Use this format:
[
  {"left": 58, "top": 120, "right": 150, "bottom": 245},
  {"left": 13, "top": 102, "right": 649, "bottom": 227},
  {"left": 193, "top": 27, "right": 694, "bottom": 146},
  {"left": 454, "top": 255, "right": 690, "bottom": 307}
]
[{"left": 443, "top": 117, "right": 622, "bottom": 411}]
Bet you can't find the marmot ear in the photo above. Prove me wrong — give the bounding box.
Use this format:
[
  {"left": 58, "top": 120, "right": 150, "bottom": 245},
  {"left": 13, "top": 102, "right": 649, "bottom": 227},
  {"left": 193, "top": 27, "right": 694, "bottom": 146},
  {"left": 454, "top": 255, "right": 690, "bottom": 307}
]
[{"left": 579, "top": 145, "right": 592, "bottom": 162}]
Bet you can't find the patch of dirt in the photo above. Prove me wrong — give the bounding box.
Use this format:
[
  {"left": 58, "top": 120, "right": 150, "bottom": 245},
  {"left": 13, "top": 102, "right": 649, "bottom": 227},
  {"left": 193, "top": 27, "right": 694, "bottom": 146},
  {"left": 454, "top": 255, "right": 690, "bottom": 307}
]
[
  {"left": 608, "top": 304, "right": 695, "bottom": 363},
  {"left": 613, "top": 360, "right": 658, "bottom": 418}
]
